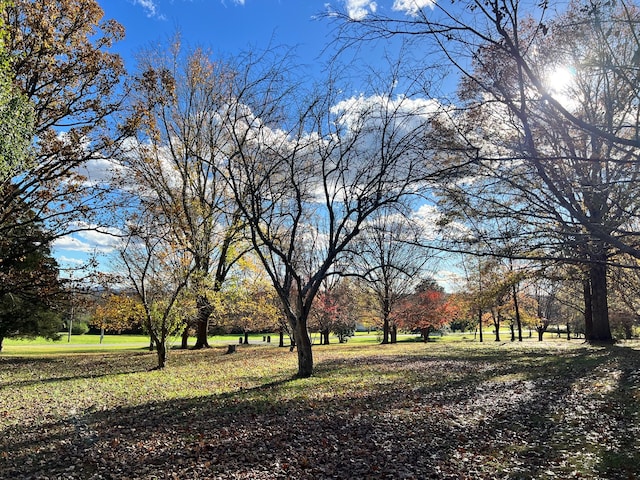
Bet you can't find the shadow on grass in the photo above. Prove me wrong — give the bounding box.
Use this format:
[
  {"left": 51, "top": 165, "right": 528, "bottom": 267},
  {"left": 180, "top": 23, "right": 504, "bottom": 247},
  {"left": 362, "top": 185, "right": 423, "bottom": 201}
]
[
  {"left": 1, "top": 343, "right": 639, "bottom": 479},
  {"left": 0, "top": 351, "right": 154, "bottom": 390}
]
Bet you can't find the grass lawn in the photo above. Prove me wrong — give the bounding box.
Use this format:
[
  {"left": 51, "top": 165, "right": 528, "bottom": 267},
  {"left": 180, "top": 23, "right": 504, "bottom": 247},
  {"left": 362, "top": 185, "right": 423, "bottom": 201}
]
[
  {"left": 1, "top": 340, "right": 639, "bottom": 479},
  {"left": 2, "top": 333, "right": 285, "bottom": 354}
]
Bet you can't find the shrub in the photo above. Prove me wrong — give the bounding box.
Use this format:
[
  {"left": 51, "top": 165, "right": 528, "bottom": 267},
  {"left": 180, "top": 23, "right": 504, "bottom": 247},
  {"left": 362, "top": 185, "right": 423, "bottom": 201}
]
[{"left": 71, "top": 321, "right": 89, "bottom": 335}]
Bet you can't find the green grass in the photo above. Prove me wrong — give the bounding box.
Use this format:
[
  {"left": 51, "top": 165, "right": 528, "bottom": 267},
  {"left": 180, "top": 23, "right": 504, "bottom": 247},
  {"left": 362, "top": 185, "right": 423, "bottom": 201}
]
[{"left": 2, "top": 332, "right": 282, "bottom": 354}]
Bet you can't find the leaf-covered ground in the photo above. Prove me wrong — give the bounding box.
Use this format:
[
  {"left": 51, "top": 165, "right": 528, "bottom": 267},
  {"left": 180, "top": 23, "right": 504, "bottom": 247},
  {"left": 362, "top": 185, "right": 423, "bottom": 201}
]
[{"left": 1, "top": 341, "right": 639, "bottom": 479}]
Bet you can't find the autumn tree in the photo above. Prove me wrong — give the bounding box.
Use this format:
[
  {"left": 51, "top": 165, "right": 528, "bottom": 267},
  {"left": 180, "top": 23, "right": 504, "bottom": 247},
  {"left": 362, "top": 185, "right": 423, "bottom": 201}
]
[
  {"left": 92, "top": 293, "right": 145, "bottom": 334},
  {"left": 2, "top": 0, "right": 125, "bottom": 247},
  {"left": 393, "top": 278, "right": 457, "bottom": 342},
  {"left": 334, "top": 0, "right": 640, "bottom": 343},
  {"left": 116, "top": 210, "right": 196, "bottom": 369},
  {"left": 222, "top": 273, "right": 281, "bottom": 344},
  {"left": 528, "top": 278, "right": 563, "bottom": 342},
  {"left": 353, "top": 207, "right": 435, "bottom": 344},
  {"left": 309, "top": 278, "right": 359, "bottom": 345},
  {"left": 222, "top": 59, "right": 442, "bottom": 377},
  {"left": 609, "top": 260, "right": 640, "bottom": 338},
  {"left": 121, "top": 40, "right": 247, "bottom": 350}
]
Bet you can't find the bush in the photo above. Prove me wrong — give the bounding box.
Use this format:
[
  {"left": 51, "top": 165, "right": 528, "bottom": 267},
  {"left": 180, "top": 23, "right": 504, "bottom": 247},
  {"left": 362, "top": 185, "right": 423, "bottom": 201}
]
[{"left": 71, "top": 321, "right": 89, "bottom": 335}]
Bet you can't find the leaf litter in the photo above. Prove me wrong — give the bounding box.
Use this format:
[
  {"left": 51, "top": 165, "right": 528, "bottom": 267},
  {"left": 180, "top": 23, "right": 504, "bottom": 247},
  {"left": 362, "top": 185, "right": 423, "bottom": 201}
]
[{"left": 1, "top": 341, "right": 639, "bottom": 479}]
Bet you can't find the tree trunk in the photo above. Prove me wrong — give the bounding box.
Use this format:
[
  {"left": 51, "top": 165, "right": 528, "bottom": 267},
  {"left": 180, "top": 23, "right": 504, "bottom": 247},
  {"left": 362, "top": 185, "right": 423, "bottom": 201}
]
[
  {"left": 149, "top": 337, "right": 154, "bottom": 351},
  {"left": 391, "top": 323, "right": 397, "bottom": 343},
  {"left": 583, "top": 277, "right": 593, "bottom": 341},
  {"left": 512, "top": 284, "right": 522, "bottom": 341},
  {"left": 381, "top": 313, "right": 390, "bottom": 344},
  {"left": 322, "top": 329, "right": 330, "bottom": 345},
  {"left": 537, "top": 327, "right": 544, "bottom": 342},
  {"left": 294, "top": 318, "right": 313, "bottom": 378},
  {"left": 180, "top": 325, "right": 189, "bottom": 349},
  {"left": 279, "top": 328, "right": 284, "bottom": 347},
  {"left": 244, "top": 331, "right": 249, "bottom": 344},
  {"left": 492, "top": 312, "right": 500, "bottom": 341},
  {"left": 193, "top": 295, "right": 212, "bottom": 349},
  {"left": 0, "top": 336, "right": 3, "bottom": 352},
  {"left": 422, "top": 328, "right": 431, "bottom": 342},
  {"left": 624, "top": 321, "right": 633, "bottom": 340},
  {"left": 156, "top": 342, "right": 167, "bottom": 369},
  {"left": 478, "top": 308, "right": 483, "bottom": 343},
  {"left": 589, "top": 256, "right": 612, "bottom": 342},
  {"left": 510, "top": 323, "right": 515, "bottom": 342}
]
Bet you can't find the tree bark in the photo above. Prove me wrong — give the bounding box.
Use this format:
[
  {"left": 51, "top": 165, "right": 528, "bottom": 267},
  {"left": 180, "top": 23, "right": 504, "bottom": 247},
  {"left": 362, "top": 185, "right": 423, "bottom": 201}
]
[
  {"left": 294, "top": 318, "right": 313, "bottom": 378},
  {"left": 180, "top": 325, "right": 189, "bottom": 349},
  {"left": 422, "top": 328, "right": 431, "bottom": 342},
  {"left": 583, "top": 277, "right": 593, "bottom": 341},
  {"left": 193, "top": 295, "right": 212, "bottom": 349},
  {"left": 279, "top": 328, "right": 284, "bottom": 347},
  {"left": 589, "top": 254, "right": 613, "bottom": 342},
  {"left": 155, "top": 342, "right": 167, "bottom": 369},
  {"left": 391, "top": 323, "right": 397, "bottom": 343},
  {"left": 0, "top": 336, "right": 3, "bottom": 352},
  {"left": 381, "top": 313, "right": 390, "bottom": 344},
  {"left": 478, "top": 308, "right": 483, "bottom": 343},
  {"left": 492, "top": 311, "right": 501, "bottom": 341},
  {"left": 243, "top": 331, "right": 249, "bottom": 344},
  {"left": 537, "top": 327, "right": 545, "bottom": 342},
  {"left": 512, "top": 284, "right": 522, "bottom": 341}
]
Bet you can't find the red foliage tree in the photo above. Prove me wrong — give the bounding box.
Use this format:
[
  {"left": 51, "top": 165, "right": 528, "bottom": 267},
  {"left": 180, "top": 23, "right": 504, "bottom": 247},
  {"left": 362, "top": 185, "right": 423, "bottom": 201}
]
[{"left": 393, "top": 281, "right": 459, "bottom": 342}]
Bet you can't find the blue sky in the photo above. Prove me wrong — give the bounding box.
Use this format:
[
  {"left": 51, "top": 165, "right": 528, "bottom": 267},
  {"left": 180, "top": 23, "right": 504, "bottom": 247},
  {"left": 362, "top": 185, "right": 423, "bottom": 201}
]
[
  {"left": 100, "top": 1, "right": 335, "bottom": 70},
  {"left": 56, "top": 0, "right": 353, "bottom": 272},
  {"left": 97, "top": 1, "right": 437, "bottom": 73}
]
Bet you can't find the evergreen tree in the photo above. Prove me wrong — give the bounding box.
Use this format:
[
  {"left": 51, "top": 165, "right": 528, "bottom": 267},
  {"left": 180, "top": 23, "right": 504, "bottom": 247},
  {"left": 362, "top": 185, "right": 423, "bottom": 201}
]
[{"left": 0, "top": 202, "right": 64, "bottom": 351}]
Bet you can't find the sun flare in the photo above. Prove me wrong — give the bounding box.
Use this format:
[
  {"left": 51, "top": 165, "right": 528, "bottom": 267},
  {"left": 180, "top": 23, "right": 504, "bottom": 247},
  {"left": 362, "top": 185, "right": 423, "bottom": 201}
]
[{"left": 545, "top": 65, "right": 578, "bottom": 110}]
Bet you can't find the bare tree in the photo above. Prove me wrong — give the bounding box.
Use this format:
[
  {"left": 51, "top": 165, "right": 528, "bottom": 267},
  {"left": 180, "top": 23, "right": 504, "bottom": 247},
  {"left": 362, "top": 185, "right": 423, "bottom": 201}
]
[{"left": 221, "top": 60, "right": 441, "bottom": 377}]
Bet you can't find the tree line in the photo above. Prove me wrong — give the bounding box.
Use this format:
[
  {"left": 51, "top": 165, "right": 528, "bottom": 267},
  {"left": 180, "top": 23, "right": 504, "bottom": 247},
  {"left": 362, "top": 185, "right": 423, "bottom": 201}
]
[{"left": 2, "top": 0, "right": 640, "bottom": 376}]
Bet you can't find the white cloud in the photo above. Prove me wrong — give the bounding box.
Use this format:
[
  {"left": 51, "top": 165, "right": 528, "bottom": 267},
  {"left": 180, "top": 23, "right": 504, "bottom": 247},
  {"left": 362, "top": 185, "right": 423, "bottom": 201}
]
[
  {"left": 434, "top": 269, "right": 464, "bottom": 292},
  {"left": 132, "top": 0, "right": 166, "bottom": 19},
  {"left": 392, "top": 0, "right": 435, "bottom": 16},
  {"left": 53, "top": 228, "right": 122, "bottom": 255},
  {"left": 56, "top": 255, "right": 85, "bottom": 266},
  {"left": 344, "top": 0, "right": 377, "bottom": 20}
]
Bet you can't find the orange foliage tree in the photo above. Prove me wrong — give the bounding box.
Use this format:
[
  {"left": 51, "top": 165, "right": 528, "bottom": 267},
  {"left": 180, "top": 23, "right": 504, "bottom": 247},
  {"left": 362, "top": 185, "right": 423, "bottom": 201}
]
[
  {"left": 92, "top": 294, "right": 145, "bottom": 334},
  {"left": 393, "top": 280, "right": 459, "bottom": 342}
]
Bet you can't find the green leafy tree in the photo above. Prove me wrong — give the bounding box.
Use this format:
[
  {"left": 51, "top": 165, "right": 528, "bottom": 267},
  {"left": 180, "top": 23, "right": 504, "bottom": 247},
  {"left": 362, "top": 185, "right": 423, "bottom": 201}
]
[
  {"left": 0, "top": 205, "right": 64, "bottom": 350},
  {"left": 0, "top": 1, "right": 33, "bottom": 182}
]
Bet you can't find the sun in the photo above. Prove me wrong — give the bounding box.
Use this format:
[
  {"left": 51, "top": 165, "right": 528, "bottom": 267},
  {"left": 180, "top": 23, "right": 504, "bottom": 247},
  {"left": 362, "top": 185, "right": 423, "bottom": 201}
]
[
  {"left": 548, "top": 66, "right": 575, "bottom": 91},
  {"left": 545, "top": 65, "right": 578, "bottom": 110}
]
